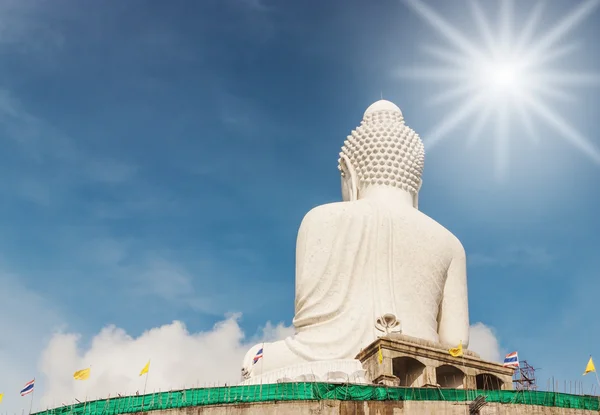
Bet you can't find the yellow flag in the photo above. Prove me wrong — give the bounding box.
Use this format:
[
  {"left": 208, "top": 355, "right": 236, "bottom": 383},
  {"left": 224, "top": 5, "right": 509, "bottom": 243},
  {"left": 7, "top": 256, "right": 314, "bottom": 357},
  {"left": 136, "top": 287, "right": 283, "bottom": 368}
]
[
  {"left": 73, "top": 368, "right": 91, "bottom": 380},
  {"left": 377, "top": 345, "right": 383, "bottom": 364},
  {"left": 139, "top": 360, "right": 150, "bottom": 376},
  {"left": 0, "top": 393, "right": 3, "bottom": 404},
  {"left": 449, "top": 341, "right": 463, "bottom": 357},
  {"left": 584, "top": 357, "right": 596, "bottom": 375}
]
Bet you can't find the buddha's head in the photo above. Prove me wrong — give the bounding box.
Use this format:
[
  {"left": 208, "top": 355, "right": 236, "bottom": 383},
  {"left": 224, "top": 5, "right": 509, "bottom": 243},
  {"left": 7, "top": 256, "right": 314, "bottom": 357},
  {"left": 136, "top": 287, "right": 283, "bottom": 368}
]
[{"left": 338, "top": 100, "right": 425, "bottom": 208}]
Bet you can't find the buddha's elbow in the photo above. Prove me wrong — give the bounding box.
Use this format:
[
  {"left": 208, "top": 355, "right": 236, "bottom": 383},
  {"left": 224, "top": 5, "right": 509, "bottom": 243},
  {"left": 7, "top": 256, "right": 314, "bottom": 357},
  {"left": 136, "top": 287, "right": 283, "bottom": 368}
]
[{"left": 438, "top": 310, "right": 470, "bottom": 348}]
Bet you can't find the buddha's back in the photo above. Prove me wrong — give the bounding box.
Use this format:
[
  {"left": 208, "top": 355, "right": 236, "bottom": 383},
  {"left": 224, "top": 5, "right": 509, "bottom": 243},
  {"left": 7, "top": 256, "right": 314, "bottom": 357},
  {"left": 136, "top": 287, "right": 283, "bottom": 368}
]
[
  {"left": 294, "top": 197, "right": 465, "bottom": 349},
  {"left": 356, "top": 198, "right": 462, "bottom": 344}
]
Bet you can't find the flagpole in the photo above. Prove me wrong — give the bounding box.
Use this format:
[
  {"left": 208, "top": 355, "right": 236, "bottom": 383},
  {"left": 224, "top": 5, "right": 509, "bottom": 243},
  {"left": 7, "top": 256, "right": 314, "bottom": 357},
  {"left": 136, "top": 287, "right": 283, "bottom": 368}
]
[
  {"left": 141, "top": 359, "right": 150, "bottom": 411},
  {"left": 28, "top": 378, "right": 35, "bottom": 415},
  {"left": 259, "top": 343, "right": 264, "bottom": 399},
  {"left": 83, "top": 365, "right": 91, "bottom": 415},
  {"left": 143, "top": 360, "right": 150, "bottom": 396},
  {"left": 462, "top": 354, "right": 468, "bottom": 401}
]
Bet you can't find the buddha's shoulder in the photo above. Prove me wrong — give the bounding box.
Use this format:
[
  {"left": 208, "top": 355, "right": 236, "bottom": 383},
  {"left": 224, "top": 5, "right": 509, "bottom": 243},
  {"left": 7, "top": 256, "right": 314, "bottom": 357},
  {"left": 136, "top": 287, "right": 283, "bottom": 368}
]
[
  {"left": 414, "top": 210, "right": 465, "bottom": 254},
  {"left": 301, "top": 202, "right": 465, "bottom": 254},
  {"left": 302, "top": 201, "right": 373, "bottom": 222}
]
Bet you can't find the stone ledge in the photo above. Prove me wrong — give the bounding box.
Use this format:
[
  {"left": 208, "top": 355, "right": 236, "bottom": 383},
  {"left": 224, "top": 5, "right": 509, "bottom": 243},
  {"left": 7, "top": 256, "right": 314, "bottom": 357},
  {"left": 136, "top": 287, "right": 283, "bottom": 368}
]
[
  {"left": 388, "top": 333, "right": 481, "bottom": 358},
  {"left": 357, "top": 337, "right": 515, "bottom": 390},
  {"left": 357, "top": 336, "right": 513, "bottom": 377},
  {"left": 372, "top": 374, "right": 400, "bottom": 387}
]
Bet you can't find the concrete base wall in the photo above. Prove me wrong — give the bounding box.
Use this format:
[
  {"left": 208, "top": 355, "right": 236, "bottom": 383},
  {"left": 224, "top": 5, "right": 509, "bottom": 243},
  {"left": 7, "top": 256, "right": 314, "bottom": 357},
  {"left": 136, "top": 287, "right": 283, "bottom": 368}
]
[{"left": 144, "top": 400, "right": 598, "bottom": 415}]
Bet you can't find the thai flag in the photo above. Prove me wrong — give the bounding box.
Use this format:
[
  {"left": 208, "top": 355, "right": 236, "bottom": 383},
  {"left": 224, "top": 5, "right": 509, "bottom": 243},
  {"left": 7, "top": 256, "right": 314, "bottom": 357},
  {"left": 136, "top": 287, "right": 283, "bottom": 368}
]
[
  {"left": 20, "top": 379, "right": 35, "bottom": 396},
  {"left": 503, "top": 351, "right": 519, "bottom": 368},
  {"left": 253, "top": 347, "right": 263, "bottom": 365}
]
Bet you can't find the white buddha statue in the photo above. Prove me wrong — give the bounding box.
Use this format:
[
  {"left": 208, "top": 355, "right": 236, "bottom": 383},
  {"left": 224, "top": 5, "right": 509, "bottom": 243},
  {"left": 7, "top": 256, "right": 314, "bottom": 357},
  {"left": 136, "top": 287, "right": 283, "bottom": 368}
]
[{"left": 241, "top": 100, "right": 469, "bottom": 383}]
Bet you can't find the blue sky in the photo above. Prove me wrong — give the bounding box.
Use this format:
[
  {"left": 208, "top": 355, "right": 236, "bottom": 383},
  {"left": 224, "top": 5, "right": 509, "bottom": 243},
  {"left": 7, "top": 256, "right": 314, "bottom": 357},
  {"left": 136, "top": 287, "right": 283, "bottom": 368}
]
[{"left": 2, "top": 0, "right": 600, "bottom": 410}]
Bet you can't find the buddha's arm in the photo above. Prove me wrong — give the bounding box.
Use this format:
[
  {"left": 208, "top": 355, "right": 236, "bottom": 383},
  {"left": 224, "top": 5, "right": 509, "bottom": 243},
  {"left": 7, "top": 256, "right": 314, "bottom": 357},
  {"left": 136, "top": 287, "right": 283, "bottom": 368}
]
[
  {"left": 293, "top": 205, "right": 338, "bottom": 317},
  {"left": 294, "top": 211, "right": 312, "bottom": 316},
  {"left": 437, "top": 242, "right": 470, "bottom": 348},
  {"left": 293, "top": 203, "right": 349, "bottom": 324}
]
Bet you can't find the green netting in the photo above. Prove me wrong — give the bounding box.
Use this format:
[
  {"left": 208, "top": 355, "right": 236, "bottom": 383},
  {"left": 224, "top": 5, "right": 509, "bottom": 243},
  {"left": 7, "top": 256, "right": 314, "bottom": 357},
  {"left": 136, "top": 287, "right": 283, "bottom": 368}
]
[{"left": 33, "top": 383, "right": 600, "bottom": 415}]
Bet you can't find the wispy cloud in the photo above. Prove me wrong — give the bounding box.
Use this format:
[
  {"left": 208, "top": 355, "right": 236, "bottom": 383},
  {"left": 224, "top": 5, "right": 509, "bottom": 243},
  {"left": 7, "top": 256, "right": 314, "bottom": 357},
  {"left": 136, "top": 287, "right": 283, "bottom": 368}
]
[
  {"left": 117, "top": 255, "right": 284, "bottom": 316},
  {"left": 231, "top": 0, "right": 274, "bottom": 12},
  {"left": 16, "top": 178, "right": 57, "bottom": 207},
  {"left": 0, "top": 89, "right": 168, "bottom": 219},
  {"left": 215, "top": 91, "right": 286, "bottom": 141},
  {"left": 0, "top": 89, "right": 77, "bottom": 162},
  {"left": 61, "top": 232, "right": 283, "bottom": 317},
  {"left": 124, "top": 258, "right": 204, "bottom": 311},
  {"left": 469, "top": 246, "right": 552, "bottom": 268},
  {"left": 85, "top": 160, "right": 139, "bottom": 185},
  {"left": 0, "top": 1, "right": 64, "bottom": 52},
  {"left": 0, "top": 89, "right": 20, "bottom": 118}
]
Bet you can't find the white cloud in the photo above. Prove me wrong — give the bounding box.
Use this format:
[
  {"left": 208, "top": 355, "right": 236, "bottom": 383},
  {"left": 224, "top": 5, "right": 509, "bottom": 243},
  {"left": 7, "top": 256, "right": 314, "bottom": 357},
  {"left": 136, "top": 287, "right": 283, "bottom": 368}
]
[
  {"left": 469, "top": 322, "right": 504, "bottom": 363},
  {"left": 0, "top": 257, "right": 502, "bottom": 415},
  {"left": 0, "top": 260, "right": 289, "bottom": 415},
  {"left": 1, "top": 283, "right": 503, "bottom": 415},
  {"left": 37, "top": 316, "right": 292, "bottom": 410},
  {"left": 0, "top": 270, "right": 65, "bottom": 415},
  {"left": 35, "top": 319, "right": 500, "bottom": 410}
]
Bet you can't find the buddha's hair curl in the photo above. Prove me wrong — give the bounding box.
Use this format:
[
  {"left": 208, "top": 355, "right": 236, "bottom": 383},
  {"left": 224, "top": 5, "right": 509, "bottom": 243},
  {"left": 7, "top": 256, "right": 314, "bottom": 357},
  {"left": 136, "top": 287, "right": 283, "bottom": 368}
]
[{"left": 337, "top": 109, "right": 425, "bottom": 195}]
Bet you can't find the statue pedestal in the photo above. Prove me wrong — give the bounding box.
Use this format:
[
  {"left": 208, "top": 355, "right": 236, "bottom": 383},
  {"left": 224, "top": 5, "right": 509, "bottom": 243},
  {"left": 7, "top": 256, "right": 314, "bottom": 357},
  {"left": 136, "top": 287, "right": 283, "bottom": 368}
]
[{"left": 356, "top": 334, "right": 514, "bottom": 391}]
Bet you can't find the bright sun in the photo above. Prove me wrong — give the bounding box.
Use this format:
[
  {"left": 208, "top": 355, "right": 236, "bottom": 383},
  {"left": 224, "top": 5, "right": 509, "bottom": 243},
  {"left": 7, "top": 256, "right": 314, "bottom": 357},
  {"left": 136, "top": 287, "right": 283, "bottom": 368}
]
[
  {"left": 399, "top": 0, "right": 600, "bottom": 179},
  {"left": 489, "top": 63, "right": 518, "bottom": 89}
]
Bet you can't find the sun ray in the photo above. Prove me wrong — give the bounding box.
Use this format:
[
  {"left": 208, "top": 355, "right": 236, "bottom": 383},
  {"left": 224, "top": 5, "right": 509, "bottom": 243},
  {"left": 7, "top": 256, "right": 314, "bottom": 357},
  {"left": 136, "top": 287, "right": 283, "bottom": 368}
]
[
  {"left": 466, "top": 101, "right": 494, "bottom": 148},
  {"left": 519, "top": 91, "right": 600, "bottom": 163},
  {"left": 514, "top": 1, "right": 545, "bottom": 54},
  {"left": 402, "top": 0, "right": 484, "bottom": 60},
  {"left": 421, "top": 44, "right": 470, "bottom": 68},
  {"left": 468, "top": 0, "right": 497, "bottom": 54},
  {"left": 494, "top": 100, "right": 510, "bottom": 180},
  {"left": 499, "top": 0, "right": 513, "bottom": 50},
  {"left": 427, "top": 83, "right": 479, "bottom": 107},
  {"left": 394, "top": 67, "right": 469, "bottom": 82},
  {"left": 398, "top": 0, "right": 600, "bottom": 176},
  {"left": 523, "top": 42, "right": 581, "bottom": 68},
  {"left": 424, "top": 93, "right": 487, "bottom": 150},
  {"left": 528, "top": 83, "right": 577, "bottom": 104},
  {"left": 528, "top": 0, "right": 600, "bottom": 59},
  {"left": 539, "top": 71, "right": 600, "bottom": 87},
  {"left": 512, "top": 99, "right": 538, "bottom": 144}
]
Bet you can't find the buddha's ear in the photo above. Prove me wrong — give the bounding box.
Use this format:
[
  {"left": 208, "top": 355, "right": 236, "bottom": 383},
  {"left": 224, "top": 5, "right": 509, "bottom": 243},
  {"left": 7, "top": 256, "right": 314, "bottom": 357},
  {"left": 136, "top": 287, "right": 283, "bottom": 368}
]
[
  {"left": 413, "top": 180, "right": 422, "bottom": 209},
  {"left": 340, "top": 154, "right": 358, "bottom": 201}
]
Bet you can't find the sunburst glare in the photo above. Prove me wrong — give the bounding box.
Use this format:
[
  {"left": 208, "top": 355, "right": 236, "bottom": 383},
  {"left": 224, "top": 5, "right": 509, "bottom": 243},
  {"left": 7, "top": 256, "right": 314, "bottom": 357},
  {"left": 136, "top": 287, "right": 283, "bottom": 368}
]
[{"left": 398, "top": 0, "right": 600, "bottom": 179}]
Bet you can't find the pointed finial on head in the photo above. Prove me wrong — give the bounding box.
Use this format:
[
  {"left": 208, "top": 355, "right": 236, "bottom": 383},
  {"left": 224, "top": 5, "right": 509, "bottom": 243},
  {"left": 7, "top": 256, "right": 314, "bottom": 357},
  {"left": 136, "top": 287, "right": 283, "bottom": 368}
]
[{"left": 363, "top": 100, "right": 402, "bottom": 118}]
